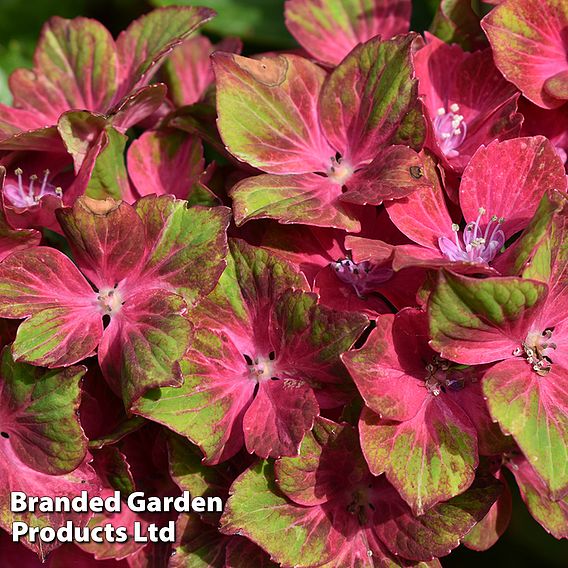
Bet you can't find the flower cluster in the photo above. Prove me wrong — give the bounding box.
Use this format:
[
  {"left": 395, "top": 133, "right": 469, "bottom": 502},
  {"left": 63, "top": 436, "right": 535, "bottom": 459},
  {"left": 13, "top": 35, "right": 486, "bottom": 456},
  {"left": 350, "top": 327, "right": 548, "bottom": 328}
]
[{"left": 0, "top": 0, "right": 566, "bottom": 566}]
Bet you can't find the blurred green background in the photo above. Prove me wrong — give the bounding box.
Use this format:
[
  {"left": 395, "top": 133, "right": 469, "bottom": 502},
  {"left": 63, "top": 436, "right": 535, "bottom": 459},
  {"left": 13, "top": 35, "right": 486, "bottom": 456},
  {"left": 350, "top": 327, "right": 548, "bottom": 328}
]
[{"left": 0, "top": 0, "right": 566, "bottom": 565}]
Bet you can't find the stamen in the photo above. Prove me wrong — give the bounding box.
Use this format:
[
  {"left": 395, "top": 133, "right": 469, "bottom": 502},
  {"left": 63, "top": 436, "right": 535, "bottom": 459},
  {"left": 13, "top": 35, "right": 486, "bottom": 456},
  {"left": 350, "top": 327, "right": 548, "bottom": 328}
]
[
  {"left": 39, "top": 170, "right": 50, "bottom": 197},
  {"left": 424, "top": 356, "right": 467, "bottom": 396},
  {"left": 3, "top": 167, "right": 62, "bottom": 209},
  {"left": 426, "top": 378, "right": 442, "bottom": 396},
  {"left": 28, "top": 175, "right": 37, "bottom": 199},
  {"left": 515, "top": 329, "right": 558, "bottom": 376},
  {"left": 439, "top": 208, "right": 506, "bottom": 264},
  {"left": 332, "top": 258, "right": 392, "bottom": 299},
  {"left": 245, "top": 353, "right": 277, "bottom": 381},
  {"left": 96, "top": 287, "right": 124, "bottom": 316},
  {"left": 433, "top": 102, "right": 468, "bottom": 158},
  {"left": 15, "top": 169, "right": 24, "bottom": 196},
  {"left": 474, "top": 208, "right": 485, "bottom": 238},
  {"left": 327, "top": 155, "right": 353, "bottom": 184}
]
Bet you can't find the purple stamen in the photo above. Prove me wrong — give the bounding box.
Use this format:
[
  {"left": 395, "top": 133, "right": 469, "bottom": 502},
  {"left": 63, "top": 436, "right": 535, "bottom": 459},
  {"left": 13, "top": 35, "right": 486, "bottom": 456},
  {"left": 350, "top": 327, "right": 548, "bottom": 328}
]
[
  {"left": 433, "top": 104, "right": 467, "bottom": 158},
  {"left": 3, "top": 168, "right": 62, "bottom": 208},
  {"left": 332, "top": 258, "right": 392, "bottom": 299},
  {"left": 39, "top": 169, "right": 50, "bottom": 198},
  {"left": 424, "top": 355, "right": 467, "bottom": 396},
  {"left": 438, "top": 208, "right": 505, "bottom": 264}
]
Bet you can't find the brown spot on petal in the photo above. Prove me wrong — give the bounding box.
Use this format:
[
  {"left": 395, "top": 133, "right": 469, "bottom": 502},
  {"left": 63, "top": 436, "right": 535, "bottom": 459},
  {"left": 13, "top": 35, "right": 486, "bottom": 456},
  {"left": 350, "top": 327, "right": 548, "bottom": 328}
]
[
  {"left": 410, "top": 166, "right": 423, "bottom": 179},
  {"left": 78, "top": 196, "right": 121, "bottom": 216},
  {"left": 237, "top": 55, "right": 288, "bottom": 86}
]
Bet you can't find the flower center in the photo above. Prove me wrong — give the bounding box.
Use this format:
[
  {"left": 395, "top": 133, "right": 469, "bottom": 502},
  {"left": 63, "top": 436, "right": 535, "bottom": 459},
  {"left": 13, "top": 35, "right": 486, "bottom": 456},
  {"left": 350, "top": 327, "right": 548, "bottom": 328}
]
[
  {"left": 513, "top": 328, "right": 557, "bottom": 376},
  {"left": 327, "top": 153, "right": 353, "bottom": 185},
  {"left": 346, "top": 486, "right": 375, "bottom": 527},
  {"left": 434, "top": 104, "right": 467, "bottom": 158},
  {"left": 332, "top": 258, "right": 393, "bottom": 299},
  {"left": 97, "top": 288, "right": 123, "bottom": 316},
  {"left": 243, "top": 351, "right": 277, "bottom": 381},
  {"left": 424, "top": 355, "right": 467, "bottom": 396},
  {"left": 3, "top": 168, "right": 62, "bottom": 208},
  {"left": 438, "top": 208, "right": 505, "bottom": 264}
]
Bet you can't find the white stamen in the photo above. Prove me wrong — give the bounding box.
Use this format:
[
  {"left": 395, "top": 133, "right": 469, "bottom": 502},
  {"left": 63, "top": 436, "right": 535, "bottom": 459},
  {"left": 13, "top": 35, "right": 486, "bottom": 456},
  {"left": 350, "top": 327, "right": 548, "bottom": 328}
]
[{"left": 28, "top": 175, "right": 37, "bottom": 199}]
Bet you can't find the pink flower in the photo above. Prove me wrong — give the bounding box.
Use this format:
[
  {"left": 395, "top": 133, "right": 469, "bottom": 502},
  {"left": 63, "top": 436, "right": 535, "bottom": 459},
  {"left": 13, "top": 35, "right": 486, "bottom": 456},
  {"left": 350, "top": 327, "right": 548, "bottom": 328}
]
[
  {"left": 285, "top": 0, "right": 411, "bottom": 67},
  {"left": 0, "top": 196, "right": 230, "bottom": 407},
  {"left": 386, "top": 137, "right": 566, "bottom": 272},
  {"left": 429, "top": 254, "right": 568, "bottom": 499},
  {"left": 132, "top": 240, "right": 367, "bottom": 463},
  {"left": 343, "top": 308, "right": 506, "bottom": 513},
  {"left": 482, "top": 0, "right": 568, "bottom": 110},
  {"left": 414, "top": 33, "right": 522, "bottom": 173},
  {"left": 213, "top": 35, "right": 430, "bottom": 231},
  {"left": 0, "top": 8, "right": 215, "bottom": 139}
]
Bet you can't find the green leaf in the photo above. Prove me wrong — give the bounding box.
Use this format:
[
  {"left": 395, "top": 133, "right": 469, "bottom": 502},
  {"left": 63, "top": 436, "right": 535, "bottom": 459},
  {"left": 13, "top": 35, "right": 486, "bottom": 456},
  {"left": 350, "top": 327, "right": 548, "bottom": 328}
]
[
  {"left": 213, "top": 52, "right": 332, "bottom": 175},
  {"left": 92, "top": 446, "right": 136, "bottom": 496},
  {"left": 192, "top": 238, "right": 308, "bottom": 332},
  {"left": 285, "top": 0, "right": 411, "bottom": 67},
  {"left": 167, "top": 103, "right": 227, "bottom": 157},
  {"left": 231, "top": 173, "right": 361, "bottom": 231},
  {"left": 508, "top": 455, "right": 568, "bottom": 540},
  {"left": 481, "top": 0, "right": 568, "bottom": 109},
  {"left": 33, "top": 16, "right": 118, "bottom": 113},
  {"left": 462, "top": 470, "right": 511, "bottom": 551},
  {"left": 169, "top": 433, "right": 228, "bottom": 501},
  {"left": 6, "top": 16, "right": 118, "bottom": 122},
  {"left": 57, "top": 110, "right": 107, "bottom": 172},
  {"left": 99, "top": 289, "right": 192, "bottom": 407},
  {"left": 133, "top": 327, "right": 253, "bottom": 464},
  {"left": 89, "top": 416, "right": 146, "bottom": 450}
]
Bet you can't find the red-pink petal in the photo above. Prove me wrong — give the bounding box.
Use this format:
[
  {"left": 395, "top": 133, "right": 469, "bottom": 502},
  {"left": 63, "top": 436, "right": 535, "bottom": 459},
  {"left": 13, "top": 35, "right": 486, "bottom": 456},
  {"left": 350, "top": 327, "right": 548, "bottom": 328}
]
[{"left": 482, "top": 0, "right": 568, "bottom": 109}]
